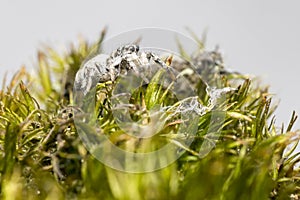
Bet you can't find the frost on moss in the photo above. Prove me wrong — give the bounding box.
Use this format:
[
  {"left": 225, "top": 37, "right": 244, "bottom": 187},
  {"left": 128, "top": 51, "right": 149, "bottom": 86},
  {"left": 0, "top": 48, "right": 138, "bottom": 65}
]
[{"left": 0, "top": 28, "right": 299, "bottom": 199}]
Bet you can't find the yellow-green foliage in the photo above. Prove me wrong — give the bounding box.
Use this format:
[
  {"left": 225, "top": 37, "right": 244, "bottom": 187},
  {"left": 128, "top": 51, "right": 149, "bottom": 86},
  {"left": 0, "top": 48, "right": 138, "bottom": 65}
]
[{"left": 0, "top": 28, "right": 299, "bottom": 199}]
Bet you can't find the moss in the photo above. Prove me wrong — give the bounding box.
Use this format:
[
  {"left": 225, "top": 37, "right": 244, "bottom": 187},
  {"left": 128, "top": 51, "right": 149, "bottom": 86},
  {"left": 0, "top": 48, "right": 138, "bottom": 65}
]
[{"left": 0, "top": 28, "right": 299, "bottom": 200}]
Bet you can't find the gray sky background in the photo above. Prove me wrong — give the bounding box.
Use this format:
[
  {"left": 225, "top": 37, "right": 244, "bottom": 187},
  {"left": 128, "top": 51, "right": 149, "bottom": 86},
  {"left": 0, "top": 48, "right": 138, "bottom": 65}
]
[{"left": 0, "top": 0, "right": 299, "bottom": 130}]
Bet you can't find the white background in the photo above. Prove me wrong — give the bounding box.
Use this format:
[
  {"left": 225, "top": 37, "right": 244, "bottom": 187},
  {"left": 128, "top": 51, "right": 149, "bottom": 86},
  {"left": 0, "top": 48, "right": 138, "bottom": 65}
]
[{"left": 0, "top": 0, "right": 299, "bottom": 130}]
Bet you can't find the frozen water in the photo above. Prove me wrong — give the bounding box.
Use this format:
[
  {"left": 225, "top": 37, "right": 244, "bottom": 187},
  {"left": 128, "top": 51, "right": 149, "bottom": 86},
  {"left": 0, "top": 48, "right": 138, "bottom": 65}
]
[
  {"left": 207, "top": 87, "right": 236, "bottom": 108},
  {"left": 74, "top": 54, "right": 109, "bottom": 95},
  {"left": 74, "top": 44, "right": 171, "bottom": 96}
]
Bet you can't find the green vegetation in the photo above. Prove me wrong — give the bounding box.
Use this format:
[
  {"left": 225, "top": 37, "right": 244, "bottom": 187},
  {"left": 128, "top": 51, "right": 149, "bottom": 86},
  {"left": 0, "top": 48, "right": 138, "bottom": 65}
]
[{"left": 0, "top": 28, "right": 299, "bottom": 199}]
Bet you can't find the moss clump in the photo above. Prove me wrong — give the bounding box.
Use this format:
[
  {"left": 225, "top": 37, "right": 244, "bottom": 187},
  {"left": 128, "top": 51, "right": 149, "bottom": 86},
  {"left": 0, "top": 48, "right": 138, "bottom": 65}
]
[{"left": 0, "top": 28, "right": 299, "bottom": 199}]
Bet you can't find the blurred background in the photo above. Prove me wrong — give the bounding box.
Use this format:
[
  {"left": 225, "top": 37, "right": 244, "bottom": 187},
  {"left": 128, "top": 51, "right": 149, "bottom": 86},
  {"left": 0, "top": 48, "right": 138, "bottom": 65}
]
[{"left": 0, "top": 0, "right": 299, "bottom": 129}]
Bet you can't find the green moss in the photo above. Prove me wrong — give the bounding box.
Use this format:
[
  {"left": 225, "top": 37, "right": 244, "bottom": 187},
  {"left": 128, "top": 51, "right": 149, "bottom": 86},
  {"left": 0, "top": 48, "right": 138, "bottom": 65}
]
[{"left": 0, "top": 28, "right": 299, "bottom": 200}]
